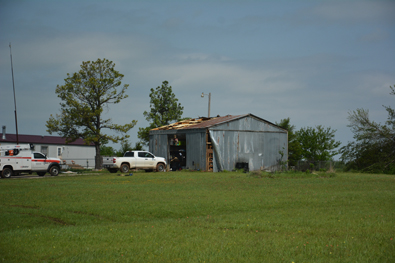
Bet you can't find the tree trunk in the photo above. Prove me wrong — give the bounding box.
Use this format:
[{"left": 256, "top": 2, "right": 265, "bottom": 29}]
[{"left": 95, "top": 143, "right": 102, "bottom": 170}]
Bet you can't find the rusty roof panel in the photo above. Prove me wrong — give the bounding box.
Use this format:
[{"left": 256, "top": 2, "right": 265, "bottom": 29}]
[
  {"left": 152, "top": 115, "right": 246, "bottom": 131},
  {"left": 183, "top": 115, "right": 245, "bottom": 129}
]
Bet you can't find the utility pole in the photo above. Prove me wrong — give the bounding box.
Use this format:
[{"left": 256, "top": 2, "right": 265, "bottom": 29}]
[
  {"left": 9, "top": 43, "right": 19, "bottom": 145},
  {"left": 201, "top": 92, "right": 211, "bottom": 118}
]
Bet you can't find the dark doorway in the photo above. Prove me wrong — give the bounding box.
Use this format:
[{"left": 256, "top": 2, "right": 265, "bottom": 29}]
[{"left": 169, "top": 133, "right": 186, "bottom": 171}]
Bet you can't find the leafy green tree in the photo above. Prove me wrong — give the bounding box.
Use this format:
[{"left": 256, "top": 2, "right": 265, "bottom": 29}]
[
  {"left": 116, "top": 139, "right": 133, "bottom": 157},
  {"left": 100, "top": 145, "right": 116, "bottom": 157},
  {"left": 340, "top": 85, "right": 395, "bottom": 173},
  {"left": 132, "top": 142, "right": 143, "bottom": 151},
  {"left": 115, "top": 140, "right": 144, "bottom": 156},
  {"left": 276, "top": 118, "right": 302, "bottom": 167},
  {"left": 137, "top": 126, "right": 153, "bottom": 146},
  {"left": 296, "top": 125, "right": 341, "bottom": 163},
  {"left": 46, "top": 58, "right": 137, "bottom": 169},
  {"left": 138, "top": 80, "right": 184, "bottom": 145}
]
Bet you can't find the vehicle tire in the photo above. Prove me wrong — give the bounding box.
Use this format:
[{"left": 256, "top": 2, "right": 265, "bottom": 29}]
[
  {"left": 49, "top": 166, "right": 60, "bottom": 176},
  {"left": 120, "top": 164, "right": 129, "bottom": 173},
  {"left": 156, "top": 163, "right": 166, "bottom": 172},
  {"left": 37, "top": 172, "right": 46, "bottom": 176},
  {"left": 109, "top": 169, "right": 118, "bottom": 173},
  {"left": 2, "top": 168, "right": 13, "bottom": 178}
]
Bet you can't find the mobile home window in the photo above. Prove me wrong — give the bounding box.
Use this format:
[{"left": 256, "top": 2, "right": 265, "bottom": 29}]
[{"left": 41, "top": 146, "right": 48, "bottom": 155}]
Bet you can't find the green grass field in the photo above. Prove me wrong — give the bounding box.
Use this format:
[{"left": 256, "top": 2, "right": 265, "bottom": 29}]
[{"left": 0, "top": 170, "right": 394, "bottom": 262}]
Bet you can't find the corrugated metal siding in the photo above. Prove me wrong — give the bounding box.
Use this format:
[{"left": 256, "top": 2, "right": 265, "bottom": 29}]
[
  {"left": 186, "top": 132, "right": 206, "bottom": 170},
  {"left": 149, "top": 134, "right": 168, "bottom": 161},
  {"left": 211, "top": 115, "right": 284, "bottom": 132},
  {"left": 263, "top": 132, "right": 288, "bottom": 170},
  {"left": 209, "top": 129, "right": 287, "bottom": 172}
]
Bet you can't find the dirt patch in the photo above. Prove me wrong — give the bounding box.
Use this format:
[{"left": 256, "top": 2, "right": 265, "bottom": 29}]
[
  {"left": 14, "top": 211, "right": 74, "bottom": 226},
  {"left": 71, "top": 210, "right": 116, "bottom": 222},
  {"left": 9, "top": 204, "right": 40, "bottom": 209}
]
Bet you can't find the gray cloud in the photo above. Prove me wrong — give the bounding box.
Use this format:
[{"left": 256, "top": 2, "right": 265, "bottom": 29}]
[{"left": 1, "top": 0, "right": 394, "bottom": 155}]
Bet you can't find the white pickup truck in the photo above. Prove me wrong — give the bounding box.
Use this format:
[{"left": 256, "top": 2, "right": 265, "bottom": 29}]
[
  {"left": 0, "top": 144, "right": 61, "bottom": 178},
  {"left": 102, "top": 151, "right": 167, "bottom": 173}
]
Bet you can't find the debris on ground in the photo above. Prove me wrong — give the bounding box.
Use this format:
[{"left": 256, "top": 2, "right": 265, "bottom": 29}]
[{"left": 117, "top": 173, "right": 133, "bottom": 176}]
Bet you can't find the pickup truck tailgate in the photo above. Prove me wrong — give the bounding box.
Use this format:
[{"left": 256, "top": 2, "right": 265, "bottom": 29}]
[{"left": 102, "top": 157, "right": 115, "bottom": 167}]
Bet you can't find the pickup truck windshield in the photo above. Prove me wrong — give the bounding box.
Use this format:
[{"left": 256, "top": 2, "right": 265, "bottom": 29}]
[{"left": 34, "top": 153, "right": 46, "bottom": 159}]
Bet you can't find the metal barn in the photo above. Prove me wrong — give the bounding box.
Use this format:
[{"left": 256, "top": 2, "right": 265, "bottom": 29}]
[{"left": 149, "top": 114, "right": 288, "bottom": 172}]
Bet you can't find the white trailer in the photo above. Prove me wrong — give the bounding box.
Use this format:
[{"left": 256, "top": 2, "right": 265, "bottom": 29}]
[{"left": 0, "top": 144, "right": 61, "bottom": 178}]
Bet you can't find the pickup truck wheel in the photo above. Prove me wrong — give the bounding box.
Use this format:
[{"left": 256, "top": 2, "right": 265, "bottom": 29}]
[
  {"left": 156, "top": 163, "right": 166, "bottom": 172},
  {"left": 37, "top": 172, "right": 46, "bottom": 176},
  {"left": 50, "top": 166, "right": 60, "bottom": 176},
  {"left": 120, "top": 164, "right": 129, "bottom": 173},
  {"left": 2, "top": 168, "right": 13, "bottom": 178}
]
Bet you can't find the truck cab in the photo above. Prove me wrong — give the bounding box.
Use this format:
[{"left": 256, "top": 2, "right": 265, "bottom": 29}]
[{"left": 0, "top": 144, "right": 61, "bottom": 178}]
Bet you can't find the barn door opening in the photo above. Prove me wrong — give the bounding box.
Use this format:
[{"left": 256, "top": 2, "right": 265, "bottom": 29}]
[{"left": 169, "top": 133, "right": 186, "bottom": 171}]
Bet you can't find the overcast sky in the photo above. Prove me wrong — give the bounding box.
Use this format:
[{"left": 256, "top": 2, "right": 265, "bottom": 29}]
[{"left": 1, "top": 0, "right": 394, "bottom": 154}]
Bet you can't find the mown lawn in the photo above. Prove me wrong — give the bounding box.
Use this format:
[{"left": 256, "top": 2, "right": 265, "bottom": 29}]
[{"left": 0, "top": 170, "right": 394, "bottom": 262}]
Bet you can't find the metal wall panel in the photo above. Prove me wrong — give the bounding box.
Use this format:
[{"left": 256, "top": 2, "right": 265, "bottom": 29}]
[
  {"left": 185, "top": 132, "right": 206, "bottom": 170},
  {"left": 212, "top": 115, "right": 283, "bottom": 132},
  {"left": 209, "top": 129, "right": 287, "bottom": 172},
  {"left": 149, "top": 134, "right": 168, "bottom": 160}
]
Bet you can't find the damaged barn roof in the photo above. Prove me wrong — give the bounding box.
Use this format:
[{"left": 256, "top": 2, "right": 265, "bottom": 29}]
[{"left": 151, "top": 114, "right": 282, "bottom": 131}]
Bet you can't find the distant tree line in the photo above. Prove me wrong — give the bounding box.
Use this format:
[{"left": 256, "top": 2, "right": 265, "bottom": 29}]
[
  {"left": 340, "top": 85, "right": 395, "bottom": 174},
  {"left": 276, "top": 118, "right": 340, "bottom": 169},
  {"left": 278, "top": 85, "right": 395, "bottom": 174}
]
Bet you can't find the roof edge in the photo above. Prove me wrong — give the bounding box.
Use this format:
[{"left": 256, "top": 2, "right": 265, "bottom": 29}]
[{"left": 150, "top": 113, "right": 287, "bottom": 132}]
